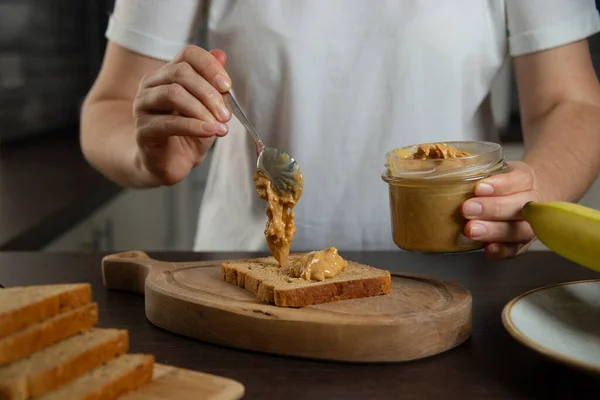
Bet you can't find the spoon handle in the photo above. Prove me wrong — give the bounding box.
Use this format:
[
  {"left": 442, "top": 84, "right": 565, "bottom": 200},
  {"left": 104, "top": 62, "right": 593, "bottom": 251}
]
[{"left": 223, "top": 92, "right": 264, "bottom": 152}]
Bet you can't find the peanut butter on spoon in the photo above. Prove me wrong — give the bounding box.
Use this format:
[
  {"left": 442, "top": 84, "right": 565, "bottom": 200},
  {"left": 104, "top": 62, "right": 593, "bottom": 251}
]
[{"left": 229, "top": 91, "right": 346, "bottom": 277}]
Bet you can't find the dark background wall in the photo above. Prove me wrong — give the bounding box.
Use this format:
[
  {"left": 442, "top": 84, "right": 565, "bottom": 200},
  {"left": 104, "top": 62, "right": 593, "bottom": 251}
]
[{"left": 0, "top": 0, "right": 114, "bottom": 142}]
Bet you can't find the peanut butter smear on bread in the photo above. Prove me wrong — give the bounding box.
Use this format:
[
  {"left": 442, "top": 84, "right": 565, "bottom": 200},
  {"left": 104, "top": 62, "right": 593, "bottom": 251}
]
[
  {"left": 286, "top": 247, "right": 348, "bottom": 281},
  {"left": 409, "top": 143, "right": 471, "bottom": 159},
  {"left": 253, "top": 169, "right": 303, "bottom": 268}
]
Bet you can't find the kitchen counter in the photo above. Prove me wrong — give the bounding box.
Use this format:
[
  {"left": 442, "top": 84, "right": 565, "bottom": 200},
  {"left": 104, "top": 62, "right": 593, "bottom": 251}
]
[
  {"left": 0, "top": 133, "right": 122, "bottom": 250},
  {"left": 1, "top": 250, "right": 598, "bottom": 399}
]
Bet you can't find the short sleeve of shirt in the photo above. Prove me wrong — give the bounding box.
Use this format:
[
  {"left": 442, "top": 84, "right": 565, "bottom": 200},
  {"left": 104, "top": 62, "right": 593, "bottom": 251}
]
[
  {"left": 105, "top": 0, "right": 205, "bottom": 61},
  {"left": 506, "top": 0, "right": 600, "bottom": 56}
]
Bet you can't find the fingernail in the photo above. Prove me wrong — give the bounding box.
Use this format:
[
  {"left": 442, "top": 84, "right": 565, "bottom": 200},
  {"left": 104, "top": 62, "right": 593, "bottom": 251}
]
[
  {"left": 213, "top": 74, "right": 231, "bottom": 92},
  {"left": 202, "top": 123, "right": 218, "bottom": 133},
  {"left": 476, "top": 183, "right": 494, "bottom": 196},
  {"left": 216, "top": 104, "right": 231, "bottom": 121},
  {"left": 463, "top": 201, "right": 483, "bottom": 217},
  {"left": 216, "top": 123, "right": 228, "bottom": 135},
  {"left": 469, "top": 224, "right": 486, "bottom": 238}
]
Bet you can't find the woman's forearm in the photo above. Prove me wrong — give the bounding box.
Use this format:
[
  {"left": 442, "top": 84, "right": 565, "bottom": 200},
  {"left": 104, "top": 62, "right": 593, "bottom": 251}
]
[
  {"left": 522, "top": 100, "right": 600, "bottom": 203},
  {"left": 80, "top": 98, "right": 156, "bottom": 188}
]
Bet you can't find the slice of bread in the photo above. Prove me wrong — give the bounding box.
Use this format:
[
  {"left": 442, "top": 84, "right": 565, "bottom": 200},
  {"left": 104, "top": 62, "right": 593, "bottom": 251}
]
[
  {"left": 0, "top": 303, "right": 98, "bottom": 367},
  {"left": 0, "top": 284, "right": 91, "bottom": 339},
  {"left": 0, "top": 328, "right": 129, "bottom": 400},
  {"left": 222, "top": 254, "right": 392, "bottom": 307},
  {"left": 34, "top": 354, "right": 154, "bottom": 400}
]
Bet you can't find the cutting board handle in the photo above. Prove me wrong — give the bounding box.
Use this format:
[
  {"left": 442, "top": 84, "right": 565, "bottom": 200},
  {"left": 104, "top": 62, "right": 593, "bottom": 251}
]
[{"left": 101, "top": 250, "right": 166, "bottom": 294}]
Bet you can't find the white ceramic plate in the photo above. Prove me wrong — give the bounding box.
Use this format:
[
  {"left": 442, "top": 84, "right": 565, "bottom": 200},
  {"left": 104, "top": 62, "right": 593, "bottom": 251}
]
[{"left": 502, "top": 280, "right": 600, "bottom": 375}]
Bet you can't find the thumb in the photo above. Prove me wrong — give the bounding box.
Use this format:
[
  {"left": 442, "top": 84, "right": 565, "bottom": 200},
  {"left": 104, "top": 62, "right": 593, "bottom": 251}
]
[
  {"left": 209, "top": 49, "right": 227, "bottom": 67},
  {"left": 474, "top": 161, "right": 533, "bottom": 197}
]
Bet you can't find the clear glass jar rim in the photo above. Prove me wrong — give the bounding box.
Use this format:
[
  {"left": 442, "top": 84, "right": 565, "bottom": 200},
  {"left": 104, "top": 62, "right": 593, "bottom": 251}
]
[
  {"left": 384, "top": 141, "right": 504, "bottom": 181},
  {"left": 382, "top": 160, "right": 510, "bottom": 184}
]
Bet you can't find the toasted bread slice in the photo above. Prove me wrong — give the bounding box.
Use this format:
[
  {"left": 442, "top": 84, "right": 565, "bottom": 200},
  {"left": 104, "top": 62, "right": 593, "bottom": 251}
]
[
  {"left": 0, "top": 328, "right": 129, "bottom": 400},
  {"left": 222, "top": 254, "right": 392, "bottom": 307},
  {"left": 34, "top": 354, "right": 154, "bottom": 400},
  {"left": 0, "top": 284, "right": 91, "bottom": 339},
  {"left": 0, "top": 303, "right": 98, "bottom": 367}
]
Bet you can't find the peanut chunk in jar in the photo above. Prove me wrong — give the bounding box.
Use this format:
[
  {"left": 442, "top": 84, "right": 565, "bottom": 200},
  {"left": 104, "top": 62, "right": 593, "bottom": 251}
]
[{"left": 409, "top": 143, "right": 471, "bottom": 160}]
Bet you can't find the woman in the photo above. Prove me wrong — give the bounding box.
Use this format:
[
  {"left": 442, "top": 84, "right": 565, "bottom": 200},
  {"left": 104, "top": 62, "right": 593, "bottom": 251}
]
[{"left": 81, "top": 0, "right": 600, "bottom": 258}]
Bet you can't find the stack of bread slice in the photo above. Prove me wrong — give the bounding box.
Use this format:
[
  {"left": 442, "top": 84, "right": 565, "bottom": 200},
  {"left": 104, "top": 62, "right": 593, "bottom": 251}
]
[{"left": 0, "top": 283, "right": 154, "bottom": 400}]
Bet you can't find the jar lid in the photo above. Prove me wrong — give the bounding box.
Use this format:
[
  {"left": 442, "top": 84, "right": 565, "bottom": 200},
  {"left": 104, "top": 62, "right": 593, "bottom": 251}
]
[{"left": 384, "top": 141, "right": 504, "bottom": 181}]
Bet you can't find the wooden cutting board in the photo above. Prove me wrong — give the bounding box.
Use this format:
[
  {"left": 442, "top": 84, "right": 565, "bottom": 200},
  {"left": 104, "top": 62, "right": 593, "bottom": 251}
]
[
  {"left": 102, "top": 251, "right": 472, "bottom": 363},
  {"left": 121, "top": 363, "right": 244, "bottom": 400}
]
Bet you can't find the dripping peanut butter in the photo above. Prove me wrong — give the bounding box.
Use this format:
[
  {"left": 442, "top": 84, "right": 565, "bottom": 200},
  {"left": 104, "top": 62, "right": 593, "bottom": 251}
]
[
  {"left": 253, "top": 168, "right": 303, "bottom": 268},
  {"left": 286, "top": 247, "right": 348, "bottom": 281},
  {"left": 253, "top": 158, "right": 349, "bottom": 279}
]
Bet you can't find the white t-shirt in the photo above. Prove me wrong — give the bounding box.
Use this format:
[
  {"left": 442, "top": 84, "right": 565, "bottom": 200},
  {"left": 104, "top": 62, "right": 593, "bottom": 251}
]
[{"left": 106, "top": 0, "right": 600, "bottom": 252}]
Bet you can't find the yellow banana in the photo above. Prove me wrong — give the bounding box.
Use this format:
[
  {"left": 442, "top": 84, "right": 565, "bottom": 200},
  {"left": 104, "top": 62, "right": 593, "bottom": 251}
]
[{"left": 521, "top": 201, "right": 600, "bottom": 272}]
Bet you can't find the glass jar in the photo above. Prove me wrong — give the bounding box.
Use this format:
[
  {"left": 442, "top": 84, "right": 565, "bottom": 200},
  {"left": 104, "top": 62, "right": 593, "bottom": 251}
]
[{"left": 381, "top": 141, "right": 510, "bottom": 253}]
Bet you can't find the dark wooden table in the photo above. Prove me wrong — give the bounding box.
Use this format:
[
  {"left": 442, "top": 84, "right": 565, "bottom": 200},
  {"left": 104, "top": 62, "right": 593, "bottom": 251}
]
[
  {"left": 0, "top": 133, "right": 121, "bottom": 250},
  {"left": 1, "top": 250, "right": 599, "bottom": 399}
]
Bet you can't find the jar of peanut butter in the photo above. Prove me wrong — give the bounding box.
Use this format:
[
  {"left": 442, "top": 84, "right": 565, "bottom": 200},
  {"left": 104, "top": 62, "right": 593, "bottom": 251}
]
[{"left": 381, "top": 141, "right": 510, "bottom": 253}]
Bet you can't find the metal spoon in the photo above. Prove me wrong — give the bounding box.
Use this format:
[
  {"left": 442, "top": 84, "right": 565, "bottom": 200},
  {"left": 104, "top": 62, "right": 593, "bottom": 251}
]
[{"left": 223, "top": 92, "right": 303, "bottom": 195}]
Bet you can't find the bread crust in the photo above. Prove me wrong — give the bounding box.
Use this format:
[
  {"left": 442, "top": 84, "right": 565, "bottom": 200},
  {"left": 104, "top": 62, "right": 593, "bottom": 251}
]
[
  {"left": 0, "top": 284, "right": 91, "bottom": 339},
  {"left": 0, "top": 329, "right": 129, "bottom": 400},
  {"left": 34, "top": 354, "right": 154, "bottom": 400},
  {"left": 0, "top": 303, "right": 98, "bottom": 367},
  {"left": 222, "top": 255, "right": 392, "bottom": 307},
  {"left": 0, "top": 284, "right": 156, "bottom": 400}
]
